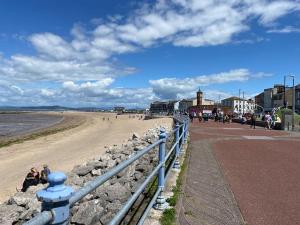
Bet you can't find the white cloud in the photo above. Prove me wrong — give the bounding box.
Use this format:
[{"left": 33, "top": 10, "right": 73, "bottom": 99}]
[
  {"left": 267, "top": 26, "right": 300, "bottom": 33},
  {"left": 149, "top": 69, "right": 271, "bottom": 99}
]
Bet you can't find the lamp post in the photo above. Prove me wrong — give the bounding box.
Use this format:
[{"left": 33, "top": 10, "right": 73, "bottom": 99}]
[{"left": 284, "top": 75, "right": 295, "bottom": 130}]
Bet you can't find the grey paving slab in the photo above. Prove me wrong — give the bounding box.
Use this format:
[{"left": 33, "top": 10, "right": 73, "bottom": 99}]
[{"left": 176, "top": 138, "right": 245, "bottom": 225}]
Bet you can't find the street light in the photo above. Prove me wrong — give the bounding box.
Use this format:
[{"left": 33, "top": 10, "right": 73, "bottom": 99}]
[{"left": 284, "top": 75, "right": 295, "bottom": 131}]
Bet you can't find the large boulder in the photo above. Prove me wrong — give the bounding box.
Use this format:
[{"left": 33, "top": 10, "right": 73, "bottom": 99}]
[
  {"left": 8, "top": 192, "right": 33, "bottom": 207},
  {"left": 0, "top": 204, "right": 24, "bottom": 225},
  {"left": 105, "top": 183, "right": 131, "bottom": 203},
  {"left": 71, "top": 200, "right": 104, "bottom": 225},
  {"left": 72, "top": 165, "right": 94, "bottom": 176}
]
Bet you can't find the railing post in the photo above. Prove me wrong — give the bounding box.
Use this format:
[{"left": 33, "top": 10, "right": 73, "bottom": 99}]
[
  {"left": 185, "top": 118, "right": 189, "bottom": 142},
  {"left": 37, "top": 172, "right": 73, "bottom": 225},
  {"left": 183, "top": 119, "right": 187, "bottom": 143},
  {"left": 154, "top": 128, "right": 169, "bottom": 210},
  {"left": 173, "top": 123, "right": 180, "bottom": 169}
]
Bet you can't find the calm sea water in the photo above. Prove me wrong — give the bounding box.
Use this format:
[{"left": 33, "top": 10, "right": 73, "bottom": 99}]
[{"left": 0, "top": 113, "right": 63, "bottom": 137}]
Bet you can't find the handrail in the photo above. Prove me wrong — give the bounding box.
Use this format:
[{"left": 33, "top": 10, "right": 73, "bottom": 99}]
[
  {"left": 70, "top": 139, "right": 163, "bottom": 205},
  {"left": 23, "top": 116, "right": 189, "bottom": 225}
]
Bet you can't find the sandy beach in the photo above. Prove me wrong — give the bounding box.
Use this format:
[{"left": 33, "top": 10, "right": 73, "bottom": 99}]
[{"left": 0, "top": 112, "right": 172, "bottom": 203}]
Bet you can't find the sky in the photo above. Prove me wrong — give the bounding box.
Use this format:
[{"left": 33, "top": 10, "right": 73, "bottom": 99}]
[{"left": 0, "top": 0, "right": 299, "bottom": 108}]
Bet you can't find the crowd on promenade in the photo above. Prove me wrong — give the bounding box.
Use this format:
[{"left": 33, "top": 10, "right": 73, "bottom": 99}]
[{"left": 187, "top": 111, "right": 281, "bottom": 130}]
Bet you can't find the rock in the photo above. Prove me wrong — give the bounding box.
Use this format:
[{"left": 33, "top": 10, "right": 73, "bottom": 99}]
[
  {"left": 105, "top": 200, "right": 122, "bottom": 214},
  {"left": 92, "top": 184, "right": 109, "bottom": 202},
  {"left": 0, "top": 204, "right": 24, "bottom": 225},
  {"left": 82, "top": 173, "right": 93, "bottom": 183},
  {"left": 134, "top": 171, "right": 143, "bottom": 181},
  {"left": 71, "top": 200, "right": 104, "bottom": 225},
  {"left": 100, "top": 211, "right": 114, "bottom": 225},
  {"left": 120, "top": 149, "right": 131, "bottom": 156},
  {"left": 27, "top": 198, "right": 41, "bottom": 211},
  {"left": 107, "top": 159, "right": 116, "bottom": 168},
  {"left": 66, "top": 172, "right": 84, "bottom": 187},
  {"left": 72, "top": 165, "right": 94, "bottom": 176},
  {"left": 132, "top": 132, "right": 140, "bottom": 139},
  {"left": 91, "top": 169, "right": 102, "bottom": 176},
  {"left": 87, "top": 160, "right": 106, "bottom": 170},
  {"left": 8, "top": 192, "right": 33, "bottom": 207},
  {"left": 26, "top": 184, "right": 46, "bottom": 194},
  {"left": 105, "top": 183, "right": 131, "bottom": 203},
  {"left": 99, "top": 154, "right": 111, "bottom": 162}
]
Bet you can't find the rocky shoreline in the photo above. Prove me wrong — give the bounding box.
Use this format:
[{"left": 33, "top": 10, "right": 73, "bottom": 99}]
[{"left": 0, "top": 122, "right": 173, "bottom": 225}]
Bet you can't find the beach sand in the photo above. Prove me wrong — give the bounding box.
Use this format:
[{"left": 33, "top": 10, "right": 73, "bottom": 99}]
[{"left": 0, "top": 112, "right": 172, "bottom": 203}]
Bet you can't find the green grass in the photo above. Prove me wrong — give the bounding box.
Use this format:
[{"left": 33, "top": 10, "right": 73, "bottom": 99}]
[
  {"left": 160, "top": 142, "right": 190, "bottom": 225},
  {"left": 160, "top": 208, "right": 176, "bottom": 225}
]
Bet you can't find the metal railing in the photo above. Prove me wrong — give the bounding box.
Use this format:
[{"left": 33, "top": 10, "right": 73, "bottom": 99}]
[{"left": 23, "top": 116, "right": 189, "bottom": 225}]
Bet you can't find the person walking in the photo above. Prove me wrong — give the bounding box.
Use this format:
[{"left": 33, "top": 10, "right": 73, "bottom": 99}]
[
  {"left": 250, "top": 113, "right": 256, "bottom": 129},
  {"left": 198, "top": 111, "right": 202, "bottom": 123}
]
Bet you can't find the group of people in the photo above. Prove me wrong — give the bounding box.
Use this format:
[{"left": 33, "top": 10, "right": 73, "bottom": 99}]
[
  {"left": 189, "top": 111, "right": 207, "bottom": 123},
  {"left": 241, "top": 112, "right": 280, "bottom": 130},
  {"left": 188, "top": 111, "right": 232, "bottom": 124},
  {"left": 214, "top": 113, "right": 232, "bottom": 123},
  {"left": 262, "top": 112, "right": 280, "bottom": 130},
  {"left": 19, "top": 164, "right": 51, "bottom": 192}
]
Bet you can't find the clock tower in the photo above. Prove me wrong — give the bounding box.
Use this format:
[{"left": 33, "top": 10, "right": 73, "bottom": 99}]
[{"left": 197, "top": 88, "right": 203, "bottom": 106}]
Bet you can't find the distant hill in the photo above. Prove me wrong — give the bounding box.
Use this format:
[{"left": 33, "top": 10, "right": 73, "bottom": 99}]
[{"left": 0, "top": 105, "right": 106, "bottom": 112}]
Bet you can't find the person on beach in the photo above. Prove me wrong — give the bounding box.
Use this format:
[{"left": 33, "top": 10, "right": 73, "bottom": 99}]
[
  {"left": 20, "top": 167, "right": 40, "bottom": 192},
  {"left": 40, "top": 164, "right": 51, "bottom": 184}
]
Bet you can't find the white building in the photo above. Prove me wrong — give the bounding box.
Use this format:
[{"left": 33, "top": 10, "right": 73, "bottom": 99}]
[{"left": 221, "top": 97, "right": 255, "bottom": 114}]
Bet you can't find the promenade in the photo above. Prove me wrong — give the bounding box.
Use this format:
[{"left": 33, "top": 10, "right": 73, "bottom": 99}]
[{"left": 177, "top": 120, "right": 300, "bottom": 225}]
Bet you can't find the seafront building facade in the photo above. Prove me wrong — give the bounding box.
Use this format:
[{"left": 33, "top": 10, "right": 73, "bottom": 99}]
[
  {"left": 221, "top": 97, "right": 255, "bottom": 114},
  {"left": 254, "top": 84, "right": 298, "bottom": 112},
  {"left": 150, "top": 100, "right": 179, "bottom": 114}
]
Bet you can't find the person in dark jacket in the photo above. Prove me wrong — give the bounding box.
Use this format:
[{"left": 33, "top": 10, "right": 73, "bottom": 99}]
[
  {"left": 250, "top": 114, "right": 256, "bottom": 129},
  {"left": 21, "top": 167, "right": 39, "bottom": 192}
]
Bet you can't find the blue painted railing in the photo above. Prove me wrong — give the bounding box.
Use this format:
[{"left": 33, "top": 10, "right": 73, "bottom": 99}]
[{"left": 23, "top": 116, "right": 189, "bottom": 225}]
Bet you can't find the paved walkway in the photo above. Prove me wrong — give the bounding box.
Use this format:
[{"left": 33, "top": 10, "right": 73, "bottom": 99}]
[{"left": 177, "top": 120, "right": 300, "bottom": 225}]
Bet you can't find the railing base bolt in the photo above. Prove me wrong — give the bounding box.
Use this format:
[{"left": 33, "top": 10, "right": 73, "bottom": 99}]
[
  {"left": 154, "top": 194, "right": 169, "bottom": 210},
  {"left": 173, "top": 160, "right": 180, "bottom": 169}
]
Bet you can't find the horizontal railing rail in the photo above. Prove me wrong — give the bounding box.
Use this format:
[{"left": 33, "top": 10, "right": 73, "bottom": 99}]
[{"left": 23, "top": 116, "right": 189, "bottom": 225}]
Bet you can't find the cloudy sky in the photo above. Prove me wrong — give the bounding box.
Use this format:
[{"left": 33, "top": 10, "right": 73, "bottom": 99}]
[{"left": 0, "top": 0, "right": 299, "bottom": 108}]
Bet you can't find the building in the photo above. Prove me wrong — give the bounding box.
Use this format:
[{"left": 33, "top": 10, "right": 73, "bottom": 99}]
[
  {"left": 188, "top": 105, "right": 232, "bottom": 115},
  {"left": 196, "top": 89, "right": 203, "bottom": 106},
  {"left": 150, "top": 100, "right": 179, "bottom": 114},
  {"left": 179, "top": 98, "right": 197, "bottom": 113},
  {"left": 195, "top": 88, "right": 215, "bottom": 106},
  {"left": 114, "top": 106, "right": 125, "bottom": 114},
  {"left": 202, "top": 99, "right": 215, "bottom": 105},
  {"left": 221, "top": 96, "right": 255, "bottom": 114},
  {"left": 296, "top": 84, "right": 300, "bottom": 113},
  {"left": 254, "top": 92, "right": 264, "bottom": 112}
]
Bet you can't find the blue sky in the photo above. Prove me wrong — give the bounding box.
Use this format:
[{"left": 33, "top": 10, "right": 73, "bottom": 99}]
[{"left": 0, "top": 0, "right": 299, "bottom": 108}]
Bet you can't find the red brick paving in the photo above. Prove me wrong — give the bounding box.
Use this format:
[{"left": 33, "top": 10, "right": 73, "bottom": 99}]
[
  {"left": 214, "top": 140, "right": 300, "bottom": 225},
  {"left": 185, "top": 121, "right": 300, "bottom": 225}
]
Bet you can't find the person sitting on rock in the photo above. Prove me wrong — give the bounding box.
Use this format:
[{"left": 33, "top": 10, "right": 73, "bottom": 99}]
[
  {"left": 20, "top": 167, "right": 40, "bottom": 192},
  {"left": 40, "top": 164, "right": 51, "bottom": 184}
]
